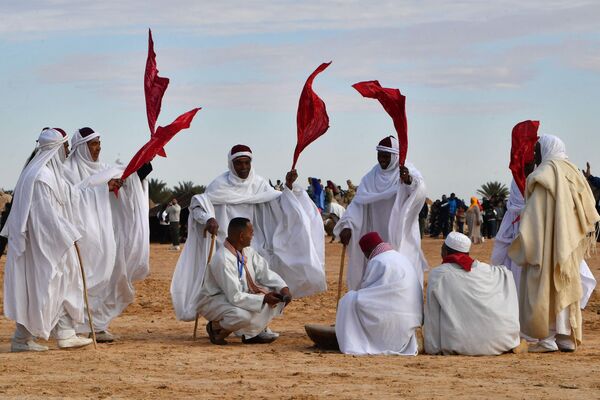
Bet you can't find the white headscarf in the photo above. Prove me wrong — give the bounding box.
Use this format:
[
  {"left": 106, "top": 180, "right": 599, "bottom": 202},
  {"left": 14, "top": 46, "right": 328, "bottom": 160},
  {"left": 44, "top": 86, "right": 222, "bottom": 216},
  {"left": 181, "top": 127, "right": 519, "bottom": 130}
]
[
  {"left": 539, "top": 134, "right": 568, "bottom": 162},
  {"left": 64, "top": 128, "right": 122, "bottom": 186},
  {"left": 205, "top": 147, "right": 281, "bottom": 205},
  {"left": 0, "top": 128, "right": 69, "bottom": 254},
  {"left": 353, "top": 136, "right": 422, "bottom": 204}
]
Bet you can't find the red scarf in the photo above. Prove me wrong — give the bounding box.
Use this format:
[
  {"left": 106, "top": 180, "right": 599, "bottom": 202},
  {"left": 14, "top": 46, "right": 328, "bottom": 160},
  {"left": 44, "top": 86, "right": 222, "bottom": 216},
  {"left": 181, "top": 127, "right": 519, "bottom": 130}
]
[{"left": 442, "top": 253, "right": 475, "bottom": 272}]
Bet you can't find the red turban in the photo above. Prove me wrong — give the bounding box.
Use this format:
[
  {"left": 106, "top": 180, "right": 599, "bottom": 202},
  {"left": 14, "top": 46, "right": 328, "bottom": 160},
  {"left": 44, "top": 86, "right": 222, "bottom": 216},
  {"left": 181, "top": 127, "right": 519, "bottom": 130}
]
[
  {"left": 359, "top": 232, "right": 384, "bottom": 254},
  {"left": 378, "top": 136, "right": 393, "bottom": 147},
  {"left": 230, "top": 144, "right": 252, "bottom": 159}
]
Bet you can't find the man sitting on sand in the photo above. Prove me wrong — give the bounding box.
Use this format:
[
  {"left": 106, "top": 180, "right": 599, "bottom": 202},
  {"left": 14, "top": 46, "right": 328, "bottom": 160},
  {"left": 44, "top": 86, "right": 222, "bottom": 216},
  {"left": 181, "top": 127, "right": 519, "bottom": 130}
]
[
  {"left": 198, "top": 217, "right": 292, "bottom": 345},
  {"left": 424, "top": 232, "right": 520, "bottom": 355},
  {"left": 336, "top": 232, "right": 423, "bottom": 355}
]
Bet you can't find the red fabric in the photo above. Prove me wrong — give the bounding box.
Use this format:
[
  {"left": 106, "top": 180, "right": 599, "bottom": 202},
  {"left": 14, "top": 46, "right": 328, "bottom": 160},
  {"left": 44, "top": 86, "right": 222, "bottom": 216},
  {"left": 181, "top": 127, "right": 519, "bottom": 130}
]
[
  {"left": 145, "top": 29, "right": 170, "bottom": 157},
  {"left": 442, "top": 253, "right": 475, "bottom": 272},
  {"left": 53, "top": 128, "right": 67, "bottom": 137},
  {"left": 509, "top": 120, "right": 539, "bottom": 195},
  {"left": 120, "top": 108, "right": 201, "bottom": 183},
  {"left": 352, "top": 81, "right": 408, "bottom": 166},
  {"left": 359, "top": 231, "right": 384, "bottom": 254},
  {"left": 292, "top": 62, "right": 331, "bottom": 169},
  {"left": 231, "top": 144, "right": 252, "bottom": 155}
]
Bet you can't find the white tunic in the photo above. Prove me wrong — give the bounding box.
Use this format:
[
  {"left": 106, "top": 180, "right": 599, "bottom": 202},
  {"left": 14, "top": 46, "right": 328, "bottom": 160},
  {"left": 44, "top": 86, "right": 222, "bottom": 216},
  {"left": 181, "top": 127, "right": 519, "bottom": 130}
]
[
  {"left": 334, "top": 161, "right": 427, "bottom": 290},
  {"left": 198, "top": 244, "right": 287, "bottom": 337},
  {"left": 424, "top": 261, "right": 520, "bottom": 356},
  {"left": 64, "top": 133, "right": 149, "bottom": 331},
  {"left": 171, "top": 169, "right": 326, "bottom": 322},
  {"left": 3, "top": 168, "right": 84, "bottom": 339},
  {"left": 336, "top": 250, "right": 423, "bottom": 355}
]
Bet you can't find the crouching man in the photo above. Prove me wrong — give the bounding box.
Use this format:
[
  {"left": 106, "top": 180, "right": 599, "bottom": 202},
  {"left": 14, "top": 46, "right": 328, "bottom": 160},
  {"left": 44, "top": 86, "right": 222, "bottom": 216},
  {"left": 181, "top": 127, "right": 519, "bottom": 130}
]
[{"left": 198, "top": 217, "right": 292, "bottom": 345}]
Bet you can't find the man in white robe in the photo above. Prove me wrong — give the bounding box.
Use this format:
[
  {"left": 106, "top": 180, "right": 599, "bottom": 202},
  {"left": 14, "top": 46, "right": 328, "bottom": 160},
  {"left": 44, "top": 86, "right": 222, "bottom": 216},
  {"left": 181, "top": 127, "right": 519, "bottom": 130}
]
[
  {"left": 509, "top": 135, "right": 600, "bottom": 352},
  {"left": 63, "top": 127, "right": 150, "bottom": 342},
  {"left": 492, "top": 180, "right": 596, "bottom": 306},
  {"left": 335, "top": 232, "right": 422, "bottom": 355},
  {"left": 199, "top": 217, "right": 291, "bottom": 345},
  {"left": 1, "top": 128, "right": 94, "bottom": 351},
  {"left": 171, "top": 144, "right": 325, "bottom": 326},
  {"left": 334, "top": 136, "right": 427, "bottom": 290},
  {"left": 424, "top": 232, "right": 520, "bottom": 356}
]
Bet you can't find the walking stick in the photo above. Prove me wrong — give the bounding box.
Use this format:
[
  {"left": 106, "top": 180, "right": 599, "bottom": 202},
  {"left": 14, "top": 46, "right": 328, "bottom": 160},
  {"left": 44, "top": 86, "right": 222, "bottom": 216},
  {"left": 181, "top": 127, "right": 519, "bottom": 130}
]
[
  {"left": 193, "top": 233, "right": 216, "bottom": 340},
  {"left": 74, "top": 242, "right": 97, "bottom": 349},
  {"left": 335, "top": 244, "right": 347, "bottom": 313}
]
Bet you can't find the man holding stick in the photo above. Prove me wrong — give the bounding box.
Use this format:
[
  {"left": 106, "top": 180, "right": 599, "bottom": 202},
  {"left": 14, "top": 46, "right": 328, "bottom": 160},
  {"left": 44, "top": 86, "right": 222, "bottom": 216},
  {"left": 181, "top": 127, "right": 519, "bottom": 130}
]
[
  {"left": 171, "top": 145, "right": 325, "bottom": 336},
  {"left": 1, "top": 128, "right": 96, "bottom": 351},
  {"left": 334, "top": 136, "right": 427, "bottom": 291}
]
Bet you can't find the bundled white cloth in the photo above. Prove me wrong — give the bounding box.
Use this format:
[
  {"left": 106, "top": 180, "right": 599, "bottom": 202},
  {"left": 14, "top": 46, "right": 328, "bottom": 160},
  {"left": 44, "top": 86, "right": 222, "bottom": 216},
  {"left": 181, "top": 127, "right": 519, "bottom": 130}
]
[
  {"left": 198, "top": 243, "right": 286, "bottom": 337},
  {"left": 333, "top": 137, "right": 428, "bottom": 290},
  {"left": 424, "top": 261, "right": 520, "bottom": 355},
  {"left": 171, "top": 148, "right": 326, "bottom": 321},
  {"left": 1, "top": 129, "right": 84, "bottom": 339},
  {"left": 336, "top": 249, "right": 423, "bottom": 355},
  {"left": 492, "top": 179, "right": 596, "bottom": 307},
  {"left": 63, "top": 129, "right": 149, "bottom": 331}
]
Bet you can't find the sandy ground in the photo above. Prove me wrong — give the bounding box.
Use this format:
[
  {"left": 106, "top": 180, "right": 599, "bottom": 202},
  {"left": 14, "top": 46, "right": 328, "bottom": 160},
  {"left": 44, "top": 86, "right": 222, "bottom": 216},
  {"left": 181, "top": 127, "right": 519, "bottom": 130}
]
[{"left": 1, "top": 237, "right": 600, "bottom": 399}]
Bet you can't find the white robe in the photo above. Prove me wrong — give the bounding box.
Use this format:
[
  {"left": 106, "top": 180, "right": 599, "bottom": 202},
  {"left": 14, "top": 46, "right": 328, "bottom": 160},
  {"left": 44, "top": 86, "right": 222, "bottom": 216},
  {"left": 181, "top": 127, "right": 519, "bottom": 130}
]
[
  {"left": 64, "top": 138, "right": 149, "bottom": 332},
  {"left": 424, "top": 261, "right": 520, "bottom": 356},
  {"left": 2, "top": 168, "right": 84, "bottom": 339},
  {"left": 198, "top": 244, "right": 286, "bottom": 337},
  {"left": 336, "top": 250, "right": 423, "bottom": 355},
  {"left": 171, "top": 169, "right": 326, "bottom": 322},
  {"left": 492, "top": 179, "right": 596, "bottom": 308},
  {"left": 333, "top": 161, "right": 427, "bottom": 290}
]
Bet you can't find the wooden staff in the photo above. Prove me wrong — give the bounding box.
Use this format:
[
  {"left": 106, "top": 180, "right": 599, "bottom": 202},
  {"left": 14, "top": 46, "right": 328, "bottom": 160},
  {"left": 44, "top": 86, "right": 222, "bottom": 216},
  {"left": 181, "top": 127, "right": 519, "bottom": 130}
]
[
  {"left": 335, "top": 245, "right": 347, "bottom": 313},
  {"left": 193, "top": 234, "right": 217, "bottom": 340},
  {"left": 74, "top": 242, "right": 97, "bottom": 349}
]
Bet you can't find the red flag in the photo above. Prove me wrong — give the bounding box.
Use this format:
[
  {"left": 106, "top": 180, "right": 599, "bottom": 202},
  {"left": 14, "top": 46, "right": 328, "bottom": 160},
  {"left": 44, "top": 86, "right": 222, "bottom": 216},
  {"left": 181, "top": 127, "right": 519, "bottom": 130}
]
[
  {"left": 145, "top": 29, "right": 170, "bottom": 157},
  {"left": 120, "top": 108, "right": 201, "bottom": 182},
  {"left": 352, "top": 80, "right": 408, "bottom": 166},
  {"left": 509, "top": 120, "right": 539, "bottom": 195},
  {"left": 292, "top": 62, "right": 331, "bottom": 169}
]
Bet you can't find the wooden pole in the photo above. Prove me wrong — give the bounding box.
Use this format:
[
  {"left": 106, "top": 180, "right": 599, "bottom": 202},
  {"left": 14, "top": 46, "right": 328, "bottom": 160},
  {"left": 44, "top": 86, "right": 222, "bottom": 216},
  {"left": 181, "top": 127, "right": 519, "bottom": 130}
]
[
  {"left": 335, "top": 245, "right": 347, "bottom": 313},
  {"left": 74, "top": 242, "right": 97, "bottom": 349},
  {"left": 193, "top": 234, "right": 216, "bottom": 340}
]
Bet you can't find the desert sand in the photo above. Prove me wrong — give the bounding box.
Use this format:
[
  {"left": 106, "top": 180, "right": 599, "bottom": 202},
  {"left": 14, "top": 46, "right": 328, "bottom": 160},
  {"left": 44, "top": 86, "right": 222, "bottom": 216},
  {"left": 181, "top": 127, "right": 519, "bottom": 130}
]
[{"left": 1, "top": 237, "right": 599, "bottom": 399}]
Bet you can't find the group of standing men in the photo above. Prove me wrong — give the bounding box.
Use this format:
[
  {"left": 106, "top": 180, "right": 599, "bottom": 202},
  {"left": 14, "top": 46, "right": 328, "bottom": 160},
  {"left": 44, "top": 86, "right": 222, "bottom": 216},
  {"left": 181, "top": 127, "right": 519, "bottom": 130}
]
[{"left": 2, "top": 127, "right": 150, "bottom": 351}]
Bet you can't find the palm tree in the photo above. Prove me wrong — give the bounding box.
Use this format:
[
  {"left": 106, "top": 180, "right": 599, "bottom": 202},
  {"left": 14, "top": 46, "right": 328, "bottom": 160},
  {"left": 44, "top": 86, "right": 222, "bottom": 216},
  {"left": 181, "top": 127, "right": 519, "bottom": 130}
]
[
  {"left": 148, "top": 178, "right": 172, "bottom": 204},
  {"left": 477, "top": 181, "right": 509, "bottom": 201},
  {"left": 171, "top": 181, "right": 205, "bottom": 199}
]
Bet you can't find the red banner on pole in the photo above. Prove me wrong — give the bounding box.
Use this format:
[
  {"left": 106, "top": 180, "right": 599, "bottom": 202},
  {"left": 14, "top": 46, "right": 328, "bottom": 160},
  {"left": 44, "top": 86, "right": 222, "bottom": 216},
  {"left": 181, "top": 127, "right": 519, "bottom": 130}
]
[
  {"left": 352, "top": 80, "right": 408, "bottom": 166},
  {"left": 121, "top": 108, "right": 201, "bottom": 182},
  {"left": 145, "top": 29, "right": 170, "bottom": 156},
  {"left": 292, "top": 62, "right": 331, "bottom": 169}
]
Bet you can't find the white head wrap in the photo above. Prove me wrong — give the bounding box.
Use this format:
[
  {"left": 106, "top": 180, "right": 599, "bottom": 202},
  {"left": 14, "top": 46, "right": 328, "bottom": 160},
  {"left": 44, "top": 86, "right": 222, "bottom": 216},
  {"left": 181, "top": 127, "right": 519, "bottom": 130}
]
[
  {"left": 205, "top": 146, "right": 281, "bottom": 205},
  {"left": 352, "top": 136, "right": 422, "bottom": 205},
  {"left": 0, "top": 129, "right": 69, "bottom": 254},
  {"left": 538, "top": 134, "right": 568, "bottom": 162},
  {"left": 445, "top": 231, "right": 472, "bottom": 253},
  {"left": 64, "top": 128, "right": 104, "bottom": 182}
]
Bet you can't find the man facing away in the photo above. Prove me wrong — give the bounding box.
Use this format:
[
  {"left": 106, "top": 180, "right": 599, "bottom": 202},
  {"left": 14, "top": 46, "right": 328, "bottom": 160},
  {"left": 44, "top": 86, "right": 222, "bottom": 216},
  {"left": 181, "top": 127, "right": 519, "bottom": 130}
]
[
  {"left": 424, "top": 232, "right": 520, "bottom": 355},
  {"left": 165, "top": 197, "right": 181, "bottom": 251},
  {"left": 2, "top": 128, "right": 94, "bottom": 351},
  {"left": 199, "top": 217, "right": 292, "bottom": 345},
  {"left": 334, "top": 135, "right": 427, "bottom": 291},
  {"left": 336, "top": 232, "right": 423, "bottom": 355},
  {"left": 509, "top": 135, "right": 600, "bottom": 352}
]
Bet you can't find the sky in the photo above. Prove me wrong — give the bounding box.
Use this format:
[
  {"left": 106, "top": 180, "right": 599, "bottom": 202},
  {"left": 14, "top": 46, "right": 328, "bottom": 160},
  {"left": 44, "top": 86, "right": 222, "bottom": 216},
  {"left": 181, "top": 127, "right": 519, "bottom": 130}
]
[{"left": 1, "top": 1, "right": 600, "bottom": 200}]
